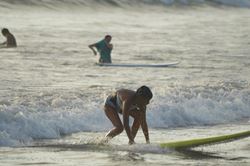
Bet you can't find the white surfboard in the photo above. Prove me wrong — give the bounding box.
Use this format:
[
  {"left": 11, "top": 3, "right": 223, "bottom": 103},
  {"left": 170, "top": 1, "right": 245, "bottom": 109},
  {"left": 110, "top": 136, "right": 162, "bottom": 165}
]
[{"left": 96, "top": 62, "right": 179, "bottom": 68}]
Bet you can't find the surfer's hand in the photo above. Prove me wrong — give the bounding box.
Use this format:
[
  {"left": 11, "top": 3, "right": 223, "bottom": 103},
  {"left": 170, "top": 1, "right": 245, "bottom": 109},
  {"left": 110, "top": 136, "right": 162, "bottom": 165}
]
[{"left": 129, "top": 140, "right": 135, "bottom": 145}]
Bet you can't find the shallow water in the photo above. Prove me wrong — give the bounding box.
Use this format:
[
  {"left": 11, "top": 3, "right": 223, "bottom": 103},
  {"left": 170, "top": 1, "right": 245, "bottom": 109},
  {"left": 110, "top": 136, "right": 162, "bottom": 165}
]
[{"left": 1, "top": 123, "right": 250, "bottom": 166}]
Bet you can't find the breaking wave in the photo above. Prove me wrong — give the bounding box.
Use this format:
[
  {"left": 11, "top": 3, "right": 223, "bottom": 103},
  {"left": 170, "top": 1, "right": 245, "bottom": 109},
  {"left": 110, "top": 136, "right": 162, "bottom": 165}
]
[
  {"left": 1, "top": 82, "right": 250, "bottom": 147},
  {"left": 0, "top": 0, "right": 250, "bottom": 9}
]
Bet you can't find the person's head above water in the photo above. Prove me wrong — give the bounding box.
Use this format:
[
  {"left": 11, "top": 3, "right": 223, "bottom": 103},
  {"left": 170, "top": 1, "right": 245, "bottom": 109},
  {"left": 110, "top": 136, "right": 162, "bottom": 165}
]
[
  {"left": 135, "top": 86, "right": 153, "bottom": 107},
  {"left": 104, "top": 35, "right": 112, "bottom": 43},
  {"left": 2, "top": 28, "right": 10, "bottom": 36}
]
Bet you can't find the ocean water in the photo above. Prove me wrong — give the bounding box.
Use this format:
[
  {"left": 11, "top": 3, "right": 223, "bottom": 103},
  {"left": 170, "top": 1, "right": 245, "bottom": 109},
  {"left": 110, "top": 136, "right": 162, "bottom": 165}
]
[{"left": 0, "top": 0, "right": 250, "bottom": 165}]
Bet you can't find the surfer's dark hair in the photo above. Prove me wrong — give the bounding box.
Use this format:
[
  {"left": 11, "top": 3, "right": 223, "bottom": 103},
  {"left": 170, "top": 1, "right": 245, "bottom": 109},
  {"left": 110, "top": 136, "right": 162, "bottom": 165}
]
[
  {"left": 105, "top": 35, "right": 112, "bottom": 38},
  {"left": 2, "top": 28, "right": 9, "bottom": 35},
  {"left": 136, "top": 86, "right": 153, "bottom": 100}
]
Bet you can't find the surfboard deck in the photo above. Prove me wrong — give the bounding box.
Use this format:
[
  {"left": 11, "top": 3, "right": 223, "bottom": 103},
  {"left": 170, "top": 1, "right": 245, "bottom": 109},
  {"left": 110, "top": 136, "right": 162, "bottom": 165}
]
[
  {"left": 95, "top": 62, "right": 179, "bottom": 68},
  {"left": 160, "top": 130, "right": 250, "bottom": 149}
]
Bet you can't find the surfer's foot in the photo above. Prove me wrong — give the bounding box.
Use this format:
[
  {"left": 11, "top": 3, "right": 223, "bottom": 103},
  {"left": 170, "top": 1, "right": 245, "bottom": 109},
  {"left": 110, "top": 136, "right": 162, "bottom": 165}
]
[{"left": 99, "top": 136, "right": 112, "bottom": 145}]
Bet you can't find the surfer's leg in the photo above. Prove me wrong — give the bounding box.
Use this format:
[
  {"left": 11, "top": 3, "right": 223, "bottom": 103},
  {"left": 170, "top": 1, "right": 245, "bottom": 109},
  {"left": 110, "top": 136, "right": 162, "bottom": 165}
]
[{"left": 104, "top": 105, "right": 124, "bottom": 139}]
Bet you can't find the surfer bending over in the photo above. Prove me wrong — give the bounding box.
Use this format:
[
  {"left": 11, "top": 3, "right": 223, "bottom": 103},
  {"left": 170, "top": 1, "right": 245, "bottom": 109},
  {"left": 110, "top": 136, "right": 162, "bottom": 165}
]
[
  {"left": 88, "top": 35, "right": 113, "bottom": 63},
  {"left": 104, "top": 86, "right": 153, "bottom": 145},
  {"left": 0, "top": 28, "right": 17, "bottom": 48}
]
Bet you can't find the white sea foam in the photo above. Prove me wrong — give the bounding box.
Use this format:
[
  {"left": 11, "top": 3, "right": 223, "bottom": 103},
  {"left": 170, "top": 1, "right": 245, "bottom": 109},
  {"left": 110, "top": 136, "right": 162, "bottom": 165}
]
[
  {"left": 0, "top": 99, "right": 110, "bottom": 146},
  {"left": 0, "top": 83, "right": 249, "bottom": 146},
  {"left": 148, "top": 84, "right": 250, "bottom": 128}
]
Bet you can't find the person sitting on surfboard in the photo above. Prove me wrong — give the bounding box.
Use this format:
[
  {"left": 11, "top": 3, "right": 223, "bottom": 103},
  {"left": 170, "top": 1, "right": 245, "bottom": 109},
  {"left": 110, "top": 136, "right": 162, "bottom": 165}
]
[
  {"left": 104, "top": 86, "right": 153, "bottom": 145},
  {"left": 0, "top": 28, "right": 17, "bottom": 48},
  {"left": 88, "top": 35, "right": 113, "bottom": 63}
]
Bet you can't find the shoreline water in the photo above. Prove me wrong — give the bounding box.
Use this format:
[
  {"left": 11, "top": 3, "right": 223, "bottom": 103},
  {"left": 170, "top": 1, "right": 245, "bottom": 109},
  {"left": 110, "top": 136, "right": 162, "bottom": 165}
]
[{"left": 1, "top": 122, "right": 250, "bottom": 166}]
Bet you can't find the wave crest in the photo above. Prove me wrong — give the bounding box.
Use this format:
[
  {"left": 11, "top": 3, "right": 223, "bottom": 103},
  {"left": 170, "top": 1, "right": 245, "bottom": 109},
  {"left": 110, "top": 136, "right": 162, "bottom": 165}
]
[
  {"left": 1, "top": 81, "right": 250, "bottom": 147},
  {"left": 0, "top": 0, "right": 250, "bottom": 9}
]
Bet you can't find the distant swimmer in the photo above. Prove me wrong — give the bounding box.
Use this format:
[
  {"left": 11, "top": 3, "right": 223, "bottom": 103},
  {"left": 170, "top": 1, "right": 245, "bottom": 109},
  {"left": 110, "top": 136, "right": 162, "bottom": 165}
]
[
  {"left": 0, "top": 28, "right": 17, "bottom": 48},
  {"left": 89, "top": 35, "right": 113, "bottom": 63},
  {"left": 103, "top": 86, "right": 153, "bottom": 145}
]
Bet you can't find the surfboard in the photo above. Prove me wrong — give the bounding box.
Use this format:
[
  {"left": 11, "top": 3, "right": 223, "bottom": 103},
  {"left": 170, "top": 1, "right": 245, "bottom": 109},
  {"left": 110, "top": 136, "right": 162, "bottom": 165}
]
[
  {"left": 160, "top": 130, "right": 250, "bottom": 150},
  {"left": 95, "top": 61, "right": 179, "bottom": 68}
]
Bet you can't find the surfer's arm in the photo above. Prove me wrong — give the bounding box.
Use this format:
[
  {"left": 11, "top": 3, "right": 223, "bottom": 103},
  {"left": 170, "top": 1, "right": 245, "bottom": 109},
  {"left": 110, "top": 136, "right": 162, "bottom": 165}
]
[
  {"left": 88, "top": 43, "right": 97, "bottom": 55},
  {"left": 141, "top": 107, "right": 150, "bottom": 143},
  {"left": 131, "top": 114, "right": 141, "bottom": 140},
  {"left": 104, "top": 40, "right": 113, "bottom": 50},
  {"left": 123, "top": 101, "right": 135, "bottom": 144}
]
